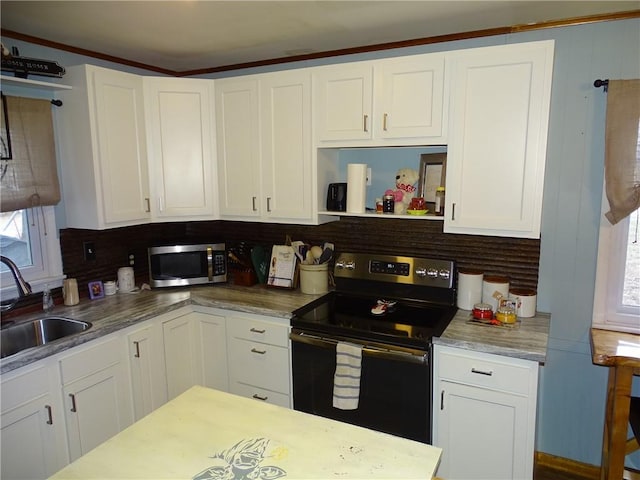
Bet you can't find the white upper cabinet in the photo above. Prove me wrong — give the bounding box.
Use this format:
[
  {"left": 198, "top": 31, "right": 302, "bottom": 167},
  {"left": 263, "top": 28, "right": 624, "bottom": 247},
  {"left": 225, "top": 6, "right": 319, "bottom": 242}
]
[
  {"left": 215, "top": 78, "right": 261, "bottom": 218},
  {"left": 57, "top": 65, "right": 150, "bottom": 229},
  {"left": 260, "top": 70, "right": 313, "bottom": 222},
  {"left": 216, "top": 70, "right": 314, "bottom": 223},
  {"left": 444, "top": 40, "right": 554, "bottom": 238},
  {"left": 144, "top": 77, "right": 216, "bottom": 221},
  {"left": 314, "top": 53, "right": 446, "bottom": 146}
]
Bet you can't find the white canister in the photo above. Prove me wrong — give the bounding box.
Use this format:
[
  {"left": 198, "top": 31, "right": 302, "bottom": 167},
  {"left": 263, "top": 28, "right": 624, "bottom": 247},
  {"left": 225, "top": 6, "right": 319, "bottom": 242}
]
[
  {"left": 481, "top": 275, "right": 510, "bottom": 312},
  {"left": 509, "top": 288, "right": 537, "bottom": 318},
  {"left": 117, "top": 267, "right": 135, "bottom": 293},
  {"left": 104, "top": 280, "right": 118, "bottom": 296},
  {"left": 456, "top": 269, "right": 483, "bottom": 310}
]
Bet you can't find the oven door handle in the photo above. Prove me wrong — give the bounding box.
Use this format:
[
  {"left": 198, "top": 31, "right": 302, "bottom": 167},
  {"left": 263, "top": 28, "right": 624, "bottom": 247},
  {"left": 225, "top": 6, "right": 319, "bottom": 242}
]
[{"left": 289, "top": 332, "right": 428, "bottom": 365}]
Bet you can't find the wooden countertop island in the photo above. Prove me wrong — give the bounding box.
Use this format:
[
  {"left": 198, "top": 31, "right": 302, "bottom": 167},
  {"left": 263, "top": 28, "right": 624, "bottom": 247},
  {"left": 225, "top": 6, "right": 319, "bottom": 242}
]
[{"left": 50, "top": 386, "right": 442, "bottom": 480}]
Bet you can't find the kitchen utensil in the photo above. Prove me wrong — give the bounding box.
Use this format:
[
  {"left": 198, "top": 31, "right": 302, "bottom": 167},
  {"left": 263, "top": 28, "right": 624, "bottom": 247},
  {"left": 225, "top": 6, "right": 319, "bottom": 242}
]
[{"left": 318, "top": 246, "right": 333, "bottom": 264}]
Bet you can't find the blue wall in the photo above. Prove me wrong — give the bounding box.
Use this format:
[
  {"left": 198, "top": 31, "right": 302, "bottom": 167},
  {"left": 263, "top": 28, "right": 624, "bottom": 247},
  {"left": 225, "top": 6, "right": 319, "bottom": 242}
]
[{"left": 3, "top": 16, "right": 639, "bottom": 467}]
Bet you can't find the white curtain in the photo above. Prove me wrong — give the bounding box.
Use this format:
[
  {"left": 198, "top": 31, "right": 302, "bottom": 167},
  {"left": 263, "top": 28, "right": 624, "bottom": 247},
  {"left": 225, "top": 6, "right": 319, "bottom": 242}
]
[
  {"left": 0, "top": 95, "right": 61, "bottom": 213},
  {"left": 604, "top": 79, "right": 640, "bottom": 225}
]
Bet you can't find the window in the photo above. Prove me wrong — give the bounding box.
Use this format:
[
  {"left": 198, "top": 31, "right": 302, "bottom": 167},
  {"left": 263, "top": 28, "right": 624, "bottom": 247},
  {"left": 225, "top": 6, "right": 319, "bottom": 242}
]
[
  {"left": 593, "top": 202, "right": 640, "bottom": 333},
  {"left": 0, "top": 207, "right": 63, "bottom": 298}
]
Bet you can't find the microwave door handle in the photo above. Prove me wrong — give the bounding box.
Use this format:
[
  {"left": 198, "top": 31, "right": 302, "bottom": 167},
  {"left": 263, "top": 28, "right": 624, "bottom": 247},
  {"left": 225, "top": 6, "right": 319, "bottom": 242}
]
[
  {"left": 207, "top": 247, "right": 213, "bottom": 281},
  {"left": 289, "top": 332, "right": 427, "bottom": 365}
]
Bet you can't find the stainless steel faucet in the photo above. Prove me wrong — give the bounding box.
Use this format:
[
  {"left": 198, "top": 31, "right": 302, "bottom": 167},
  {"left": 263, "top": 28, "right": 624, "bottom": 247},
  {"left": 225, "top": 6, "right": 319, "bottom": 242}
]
[{"left": 1, "top": 255, "right": 33, "bottom": 312}]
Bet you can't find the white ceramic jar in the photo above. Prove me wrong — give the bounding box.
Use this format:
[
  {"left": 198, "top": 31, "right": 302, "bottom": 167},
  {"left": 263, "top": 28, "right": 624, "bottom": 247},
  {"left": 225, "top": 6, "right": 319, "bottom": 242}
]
[{"left": 481, "top": 275, "right": 509, "bottom": 312}]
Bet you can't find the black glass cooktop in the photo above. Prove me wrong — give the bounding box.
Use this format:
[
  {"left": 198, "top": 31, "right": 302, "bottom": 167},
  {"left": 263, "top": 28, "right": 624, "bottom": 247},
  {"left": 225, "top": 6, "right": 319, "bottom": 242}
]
[{"left": 291, "top": 292, "right": 457, "bottom": 349}]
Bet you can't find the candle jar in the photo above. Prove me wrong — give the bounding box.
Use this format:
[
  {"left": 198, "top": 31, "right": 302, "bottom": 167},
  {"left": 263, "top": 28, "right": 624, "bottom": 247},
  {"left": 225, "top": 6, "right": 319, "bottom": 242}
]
[
  {"left": 496, "top": 306, "right": 517, "bottom": 324},
  {"left": 472, "top": 303, "right": 494, "bottom": 320},
  {"left": 409, "top": 196, "right": 425, "bottom": 211}
]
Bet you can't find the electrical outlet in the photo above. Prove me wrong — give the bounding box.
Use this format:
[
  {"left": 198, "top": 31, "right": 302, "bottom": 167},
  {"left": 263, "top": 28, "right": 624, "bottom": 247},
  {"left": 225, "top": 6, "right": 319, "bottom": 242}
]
[
  {"left": 83, "top": 241, "right": 96, "bottom": 261},
  {"left": 128, "top": 253, "right": 135, "bottom": 266},
  {"left": 367, "top": 168, "right": 372, "bottom": 186}
]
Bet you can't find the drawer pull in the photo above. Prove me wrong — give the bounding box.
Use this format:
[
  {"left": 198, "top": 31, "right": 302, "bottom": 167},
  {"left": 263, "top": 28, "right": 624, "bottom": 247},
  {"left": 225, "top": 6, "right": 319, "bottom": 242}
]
[
  {"left": 69, "top": 393, "right": 77, "bottom": 412},
  {"left": 45, "top": 405, "right": 53, "bottom": 425},
  {"left": 133, "top": 341, "right": 141, "bottom": 358},
  {"left": 471, "top": 367, "right": 493, "bottom": 376},
  {"left": 250, "top": 328, "right": 266, "bottom": 334},
  {"left": 252, "top": 394, "right": 268, "bottom": 401},
  {"left": 440, "top": 390, "right": 445, "bottom": 410},
  {"left": 251, "top": 348, "right": 266, "bottom": 355}
]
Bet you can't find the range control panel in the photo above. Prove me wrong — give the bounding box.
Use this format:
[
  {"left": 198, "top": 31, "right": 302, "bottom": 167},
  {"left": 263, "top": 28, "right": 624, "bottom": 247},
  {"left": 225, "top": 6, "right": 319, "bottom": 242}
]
[{"left": 334, "top": 252, "right": 455, "bottom": 289}]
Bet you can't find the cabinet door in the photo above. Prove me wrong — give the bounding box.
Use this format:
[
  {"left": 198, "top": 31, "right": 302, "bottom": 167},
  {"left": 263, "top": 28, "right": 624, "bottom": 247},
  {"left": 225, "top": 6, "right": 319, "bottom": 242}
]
[
  {"left": 92, "top": 67, "right": 150, "bottom": 225},
  {"left": 163, "top": 313, "right": 199, "bottom": 400},
  {"left": 375, "top": 54, "right": 446, "bottom": 139},
  {"left": 127, "top": 322, "right": 167, "bottom": 420},
  {"left": 314, "top": 63, "right": 373, "bottom": 141},
  {"left": 62, "top": 363, "right": 133, "bottom": 461},
  {"left": 145, "top": 78, "right": 215, "bottom": 220},
  {"left": 260, "top": 70, "right": 312, "bottom": 221},
  {"left": 435, "top": 381, "right": 530, "bottom": 480},
  {"left": 192, "top": 311, "right": 228, "bottom": 392},
  {"left": 1, "top": 365, "right": 67, "bottom": 480},
  {"left": 216, "top": 78, "right": 261, "bottom": 218},
  {"left": 445, "top": 40, "right": 554, "bottom": 238}
]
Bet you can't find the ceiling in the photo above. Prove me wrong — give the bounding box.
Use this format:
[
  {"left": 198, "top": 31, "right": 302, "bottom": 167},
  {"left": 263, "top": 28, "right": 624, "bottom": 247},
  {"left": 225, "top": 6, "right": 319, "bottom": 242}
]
[{"left": 1, "top": 1, "right": 639, "bottom": 75}]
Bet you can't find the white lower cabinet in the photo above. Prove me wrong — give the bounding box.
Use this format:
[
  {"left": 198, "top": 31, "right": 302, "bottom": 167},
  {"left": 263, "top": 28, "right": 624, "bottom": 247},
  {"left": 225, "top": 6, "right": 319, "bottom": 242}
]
[
  {"left": 226, "top": 313, "right": 291, "bottom": 408},
  {"left": 58, "top": 335, "right": 134, "bottom": 462},
  {"left": 125, "top": 320, "right": 167, "bottom": 420},
  {"left": 1, "top": 362, "right": 68, "bottom": 480},
  {"left": 432, "top": 344, "right": 539, "bottom": 480}
]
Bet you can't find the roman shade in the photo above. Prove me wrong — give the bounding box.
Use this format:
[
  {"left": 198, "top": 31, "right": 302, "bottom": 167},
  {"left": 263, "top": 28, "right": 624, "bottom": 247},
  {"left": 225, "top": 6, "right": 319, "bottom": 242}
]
[
  {"left": 0, "top": 95, "right": 61, "bottom": 213},
  {"left": 604, "top": 79, "right": 640, "bottom": 225}
]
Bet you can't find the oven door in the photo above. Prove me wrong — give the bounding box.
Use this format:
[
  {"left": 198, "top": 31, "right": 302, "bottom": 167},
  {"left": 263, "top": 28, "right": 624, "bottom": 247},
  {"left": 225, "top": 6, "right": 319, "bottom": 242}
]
[{"left": 290, "top": 330, "right": 432, "bottom": 443}]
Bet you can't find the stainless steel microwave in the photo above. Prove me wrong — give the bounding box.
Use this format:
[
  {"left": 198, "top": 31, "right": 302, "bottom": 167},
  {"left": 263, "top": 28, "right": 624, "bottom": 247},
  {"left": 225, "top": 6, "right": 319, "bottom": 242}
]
[{"left": 148, "top": 244, "right": 227, "bottom": 288}]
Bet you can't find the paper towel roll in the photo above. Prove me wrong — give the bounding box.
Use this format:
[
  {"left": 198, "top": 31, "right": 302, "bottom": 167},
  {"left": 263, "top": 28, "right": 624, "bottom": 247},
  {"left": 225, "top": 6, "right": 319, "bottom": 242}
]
[{"left": 346, "top": 163, "right": 367, "bottom": 213}]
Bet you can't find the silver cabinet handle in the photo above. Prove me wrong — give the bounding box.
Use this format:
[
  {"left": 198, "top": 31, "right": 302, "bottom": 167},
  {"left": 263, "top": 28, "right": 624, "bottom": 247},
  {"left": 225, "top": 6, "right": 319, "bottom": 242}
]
[
  {"left": 144, "top": 198, "right": 150, "bottom": 213},
  {"left": 266, "top": 197, "right": 271, "bottom": 212},
  {"left": 251, "top": 348, "right": 266, "bottom": 355},
  {"left": 471, "top": 367, "right": 493, "bottom": 376},
  {"left": 250, "top": 328, "right": 266, "bottom": 334},
  {"left": 69, "top": 393, "right": 77, "bottom": 412},
  {"left": 383, "top": 113, "right": 388, "bottom": 131},
  {"left": 440, "top": 390, "right": 445, "bottom": 410},
  {"left": 452, "top": 203, "right": 456, "bottom": 221},
  {"left": 133, "top": 341, "right": 140, "bottom": 358},
  {"left": 45, "top": 405, "right": 53, "bottom": 425},
  {"left": 363, "top": 114, "right": 368, "bottom": 132},
  {"left": 252, "top": 394, "right": 268, "bottom": 401},
  {"left": 252, "top": 196, "right": 257, "bottom": 212}
]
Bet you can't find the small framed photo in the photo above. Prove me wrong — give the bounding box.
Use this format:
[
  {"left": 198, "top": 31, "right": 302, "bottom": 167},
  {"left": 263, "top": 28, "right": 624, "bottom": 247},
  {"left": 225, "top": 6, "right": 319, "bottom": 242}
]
[
  {"left": 88, "top": 281, "right": 105, "bottom": 300},
  {"left": 417, "top": 153, "right": 447, "bottom": 209}
]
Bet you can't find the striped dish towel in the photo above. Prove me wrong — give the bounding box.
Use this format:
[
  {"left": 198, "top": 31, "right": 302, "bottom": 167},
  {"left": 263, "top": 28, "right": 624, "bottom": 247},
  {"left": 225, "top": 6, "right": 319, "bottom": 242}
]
[{"left": 332, "top": 342, "right": 363, "bottom": 410}]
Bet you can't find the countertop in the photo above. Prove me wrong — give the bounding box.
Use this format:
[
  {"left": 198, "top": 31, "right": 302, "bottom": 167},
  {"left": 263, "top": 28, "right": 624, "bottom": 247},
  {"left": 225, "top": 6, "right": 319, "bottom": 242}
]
[
  {"left": 2, "top": 283, "right": 550, "bottom": 374},
  {"left": 1, "top": 284, "right": 325, "bottom": 374},
  {"left": 433, "top": 309, "right": 550, "bottom": 364},
  {"left": 49, "top": 385, "right": 442, "bottom": 480}
]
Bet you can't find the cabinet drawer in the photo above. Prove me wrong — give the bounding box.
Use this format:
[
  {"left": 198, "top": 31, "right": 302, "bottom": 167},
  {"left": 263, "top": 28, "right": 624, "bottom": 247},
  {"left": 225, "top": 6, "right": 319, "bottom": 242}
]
[
  {"left": 59, "top": 335, "right": 122, "bottom": 385},
  {"left": 437, "top": 348, "right": 535, "bottom": 396},
  {"left": 227, "top": 316, "right": 289, "bottom": 347},
  {"left": 229, "top": 382, "right": 290, "bottom": 408},
  {"left": 227, "top": 337, "right": 290, "bottom": 394}
]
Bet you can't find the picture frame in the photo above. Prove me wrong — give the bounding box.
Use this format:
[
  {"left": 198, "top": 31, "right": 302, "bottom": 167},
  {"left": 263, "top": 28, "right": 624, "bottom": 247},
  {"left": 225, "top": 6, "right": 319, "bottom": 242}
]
[
  {"left": 417, "top": 153, "right": 447, "bottom": 209},
  {"left": 1, "top": 93, "right": 12, "bottom": 160},
  {"left": 88, "top": 280, "right": 105, "bottom": 300}
]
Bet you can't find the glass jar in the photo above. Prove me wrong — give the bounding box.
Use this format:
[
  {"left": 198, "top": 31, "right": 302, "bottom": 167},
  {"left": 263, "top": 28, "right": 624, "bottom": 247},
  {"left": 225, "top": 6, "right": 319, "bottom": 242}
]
[
  {"left": 375, "top": 198, "right": 383, "bottom": 214},
  {"left": 496, "top": 306, "right": 517, "bottom": 324},
  {"left": 435, "top": 187, "right": 445, "bottom": 216},
  {"left": 472, "top": 303, "right": 493, "bottom": 320}
]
